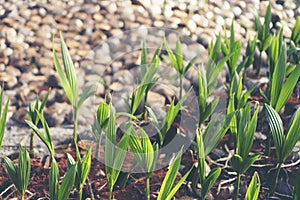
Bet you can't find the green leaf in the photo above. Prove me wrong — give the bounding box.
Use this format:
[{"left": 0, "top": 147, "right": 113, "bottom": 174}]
[
  {"left": 4, "top": 156, "right": 20, "bottom": 191},
  {"left": 97, "top": 102, "right": 110, "bottom": 129},
  {"left": 39, "top": 89, "right": 50, "bottom": 113},
  {"left": 79, "top": 145, "right": 92, "bottom": 189},
  {"left": 161, "top": 96, "right": 187, "bottom": 143},
  {"left": 291, "top": 17, "right": 300, "bottom": 44},
  {"left": 281, "top": 108, "right": 300, "bottom": 162},
  {"left": 157, "top": 149, "right": 183, "bottom": 200},
  {"left": 203, "top": 113, "right": 234, "bottom": 155},
  {"left": 18, "top": 146, "right": 31, "bottom": 194},
  {"left": 78, "top": 85, "right": 95, "bottom": 109},
  {"left": 196, "top": 128, "right": 206, "bottom": 183},
  {"left": 141, "top": 40, "right": 147, "bottom": 78},
  {"left": 184, "top": 55, "right": 199, "bottom": 74},
  {"left": 198, "top": 70, "right": 207, "bottom": 115},
  {"left": 53, "top": 40, "right": 74, "bottom": 105},
  {"left": 245, "top": 171, "right": 260, "bottom": 200},
  {"left": 270, "top": 44, "right": 286, "bottom": 109},
  {"left": 105, "top": 109, "right": 117, "bottom": 172},
  {"left": 264, "top": 3, "right": 271, "bottom": 38},
  {"left": 238, "top": 104, "right": 259, "bottom": 159},
  {"left": 49, "top": 158, "right": 59, "bottom": 200},
  {"left": 26, "top": 112, "right": 55, "bottom": 157},
  {"left": 275, "top": 65, "right": 300, "bottom": 112},
  {"left": 240, "top": 154, "right": 260, "bottom": 174},
  {"left": 201, "top": 98, "right": 219, "bottom": 124},
  {"left": 238, "top": 83, "right": 258, "bottom": 109},
  {"left": 163, "top": 37, "right": 178, "bottom": 72},
  {"left": 59, "top": 33, "right": 78, "bottom": 106},
  {"left": 0, "top": 90, "right": 9, "bottom": 150},
  {"left": 165, "top": 167, "right": 192, "bottom": 200},
  {"left": 58, "top": 163, "right": 77, "bottom": 200},
  {"left": 111, "top": 132, "right": 129, "bottom": 187},
  {"left": 209, "top": 34, "right": 221, "bottom": 63},
  {"left": 202, "top": 168, "right": 221, "bottom": 199},
  {"left": 131, "top": 62, "right": 159, "bottom": 115},
  {"left": 265, "top": 104, "right": 285, "bottom": 162},
  {"left": 176, "top": 39, "right": 183, "bottom": 73},
  {"left": 231, "top": 154, "right": 243, "bottom": 173},
  {"left": 140, "top": 128, "right": 155, "bottom": 172}
]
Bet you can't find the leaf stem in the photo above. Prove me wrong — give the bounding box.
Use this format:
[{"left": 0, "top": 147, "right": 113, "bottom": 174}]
[
  {"left": 144, "top": 88, "right": 149, "bottom": 120},
  {"left": 179, "top": 74, "right": 183, "bottom": 99},
  {"left": 29, "top": 131, "right": 34, "bottom": 157},
  {"left": 146, "top": 176, "right": 150, "bottom": 200},
  {"left": 270, "top": 162, "right": 282, "bottom": 195},
  {"left": 95, "top": 137, "right": 100, "bottom": 160},
  {"left": 73, "top": 107, "right": 78, "bottom": 147},
  {"left": 79, "top": 187, "right": 83, "bottom": 200},
  {"left": 108, "top": 190, "right": 112, "bottom": 200},
  {"left": 233, "top": 173, "right": 241, "bottom": 200}
]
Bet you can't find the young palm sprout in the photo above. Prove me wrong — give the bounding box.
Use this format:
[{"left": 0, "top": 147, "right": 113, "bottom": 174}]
[
  {"left": 265, "top": 104, "right": 300, "bottom": 194},
  {"left": 163, "top": 37, "right": 198, "bottom": 99},
  {"left": 4, "top": 146, "right": 31, "bottom": 200},
  {"left": 157, "top": 148, "right": 192, "bottom": 200},
  {"left": 53, "top": 33, "right": 95, "bottom": 146},
  {"left": 231, "top": 103, "right": 260, "bottom": 200},
  {"left": 254, "top": 2, "right": 272, "bottom": 76},
  {"left": 27, "top": 89, "right": 50, "bottom": 157}
]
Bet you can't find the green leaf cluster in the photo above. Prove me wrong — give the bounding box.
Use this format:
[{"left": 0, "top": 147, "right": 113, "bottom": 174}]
[
  {"left": 221, "top": 21, "right": 242, "bottom": 81},
  {"left": 49, "top": 158, "right": 77, "bottom": 200},
  {"left": 105, "top": 109, "right": 130, "bottom": 199},
  {"left": 245, "top": 172, "right": 260, "bottom": 200},
  {"left": 231, "top": 103, "right": 260, "bottom": 174},
  {"left": 265, "top": 104, "right": 300, "bottom": 163},
  {"left": 4, "top": 146, "right": 31, "bottom": 200},
  {"left": 157, "top": 149, "right": 192, "bottom": 200},
  {"left": 260, "top": 29, "right": 300, "bottom": 113}
]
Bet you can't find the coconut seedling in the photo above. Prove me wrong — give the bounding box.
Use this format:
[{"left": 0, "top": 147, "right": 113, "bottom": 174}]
[
  {"left": 130, "top": 53, "right": 160, "bottom": 117},
  {"left": 26, "top": 112, "right": 55, "bottom": 158},
  {"left": 27, "top": 89, "right": 50, "bottom": 157},
  {"left": 221, "top": 21, "right": 242, "bottom": 82},
  {"left": 261, "top": 30, "right": 300, "bottom": 154},
  {"left": 197, "top": 35, "right": 233, "bottom": 126},
  {"left": 49, "top": 158, "right": 77, "bottom": 200},
  {"left": 53, "top": 33, "right": 95, "bottom": 146},
  {"left": 92, "top": 101, "right": 110, "bottom": 160},
  {"left": 192, "top": 113, "right": 233, "bottom": 199},
  {"left": 265, "top": 104, "right": 300, "bottom": 194},
  {"left": 128, "top": 124, "right": 159, "bottom": 200},
  {"left": 140, "top": 41, "right": 162, "bottom": 118},
  {"left": 266, "top": 29, "right": 300, "bottom": 113},
  {"left": 67, "top": 146, "right": 92, "bottom": 200},
  {"left": 238, "top": 36, "right": 257, "bottom": 78},
  {"left": 254, "top": 2, "right": 272, "bottom": 76},
  {"left": 230, "top": 103, "right": 260, "bottom": 200},
  {"left": 288, "top": 16, "right": 300, "bottom": 64},
  {"left": 3, "top": 146, "right": 31, "bottom": 200},
  {"left": 0, "top": 85, "right": 9, "bottom": 151},
  {"left": 163, "top": 37, "right": 198, "bottom": 99},
  {"left": 197, "top": 68, "right": 219, "bottom": 126},
  {"left": 245, "top": 171, "right": 260, "bottom": 200},
  {"left": 105, "top": 108, "right": 130, "bottom": 200},
  {"left": 157, "top": 148, "right": 192, "bottom": 200},
  {"left": 227, "top": 72, "right": 257, "bottom": 139}
]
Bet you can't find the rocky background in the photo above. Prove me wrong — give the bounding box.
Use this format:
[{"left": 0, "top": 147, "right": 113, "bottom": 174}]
[{"left": 0, "top": 0, "right": 300, "bottom": 156}]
